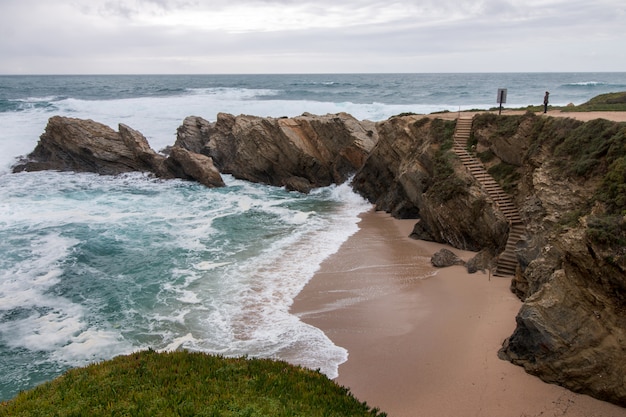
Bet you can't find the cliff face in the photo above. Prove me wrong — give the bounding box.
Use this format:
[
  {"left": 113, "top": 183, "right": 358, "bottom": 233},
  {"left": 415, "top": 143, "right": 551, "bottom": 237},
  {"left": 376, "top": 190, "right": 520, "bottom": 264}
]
[
  {"left": 175, "top": 112, "right": 378, "bottom": 193},
  {"left": 484, "top": 114, "right": 626, "bottom": 406},
  {"left": 353, "top": 112, "right": 626, "bottom": 406},
  {"left": 352, "top": 115, "right": 509, "bottom": 252}
]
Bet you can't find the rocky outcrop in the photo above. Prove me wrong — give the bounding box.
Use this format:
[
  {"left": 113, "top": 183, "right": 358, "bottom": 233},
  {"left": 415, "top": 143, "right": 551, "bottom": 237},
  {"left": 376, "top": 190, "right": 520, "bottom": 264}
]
[
  {"left": 487, "top": 114, "right": 626, "bottom": 406},
  {"left": 174, "top": 112, "right": 378, "bottom": 193},
  {"left": 352, "top": 115, "right": 509, "bottom": 252},
  {"left": 12, "top": 116, "right": 224, "bottom": 187},
  {"left": 13, "top": 112, "right": 378, "bottom": 193},
  {"left": 12, "top": 116, "right": 160, "bottom": 175}
]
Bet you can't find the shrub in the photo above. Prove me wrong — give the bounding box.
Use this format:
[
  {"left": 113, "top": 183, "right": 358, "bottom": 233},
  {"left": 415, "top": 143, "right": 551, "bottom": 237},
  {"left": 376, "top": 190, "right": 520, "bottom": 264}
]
[
  {"left": 488, "top": 162, "right": 521, "bottom": 194},
  {"left": 426, "top": 119, "right": 468, "bottom": 203},
  {"left": 586, "top": 215, "right": 626, "bottom": 247},
  {"left": 597, "top": 156, "right": 626, "bottom": 214},
  {"left": 429, "top": 118, "right": 456, "bottom": 145}
]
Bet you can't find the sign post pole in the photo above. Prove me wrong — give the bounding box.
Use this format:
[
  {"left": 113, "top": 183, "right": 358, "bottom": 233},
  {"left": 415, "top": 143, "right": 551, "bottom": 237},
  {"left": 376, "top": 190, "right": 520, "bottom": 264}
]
[{"left": 497, "top": 88, "right": 507, "bottom": 115}]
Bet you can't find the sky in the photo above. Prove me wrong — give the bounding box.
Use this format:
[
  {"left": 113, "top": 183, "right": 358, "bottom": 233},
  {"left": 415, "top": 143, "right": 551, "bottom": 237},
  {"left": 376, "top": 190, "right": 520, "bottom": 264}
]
[{"left": 0, "top": 0, "right": 624, "bottom": 74}]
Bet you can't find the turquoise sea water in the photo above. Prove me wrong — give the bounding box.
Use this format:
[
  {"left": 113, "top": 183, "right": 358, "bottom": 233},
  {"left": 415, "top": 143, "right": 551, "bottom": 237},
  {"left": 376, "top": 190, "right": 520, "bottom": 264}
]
[{"left": 1, "top": 73, "right": 625, "bottom": 400}]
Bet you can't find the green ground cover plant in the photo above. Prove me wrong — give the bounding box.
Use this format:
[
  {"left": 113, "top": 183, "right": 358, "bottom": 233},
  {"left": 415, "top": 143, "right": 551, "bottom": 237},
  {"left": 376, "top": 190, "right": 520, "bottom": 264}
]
[
  {"left": 1, "top": 350, "right": 387, "bottom": 417},
  {"left": 561, "top": 91, "right": 626, "bottom": 112}
]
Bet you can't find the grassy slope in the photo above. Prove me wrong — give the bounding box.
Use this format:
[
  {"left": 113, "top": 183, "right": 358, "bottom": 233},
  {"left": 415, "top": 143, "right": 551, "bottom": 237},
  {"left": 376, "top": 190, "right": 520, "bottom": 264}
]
[{"left": 1, "top": 350, "right": 387, "bottom": 417}]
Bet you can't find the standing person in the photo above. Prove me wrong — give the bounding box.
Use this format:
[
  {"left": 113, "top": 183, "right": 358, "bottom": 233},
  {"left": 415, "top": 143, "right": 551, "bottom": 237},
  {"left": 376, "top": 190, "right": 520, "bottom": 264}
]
[{"left": 543, "top": 91, "right": 550, "bottom": 113}]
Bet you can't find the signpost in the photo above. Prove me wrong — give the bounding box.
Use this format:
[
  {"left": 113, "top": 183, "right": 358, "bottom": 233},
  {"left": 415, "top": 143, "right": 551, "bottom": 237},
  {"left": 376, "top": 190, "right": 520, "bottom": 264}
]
[{"left": 497, "top": 88, "right": 507, "bottom": 115}]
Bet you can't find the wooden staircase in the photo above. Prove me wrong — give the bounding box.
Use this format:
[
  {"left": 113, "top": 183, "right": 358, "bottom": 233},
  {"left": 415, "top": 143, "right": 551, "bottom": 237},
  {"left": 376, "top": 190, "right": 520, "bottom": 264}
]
[{"left": 452, "top": 117, "right": 525, "bottom": 276}]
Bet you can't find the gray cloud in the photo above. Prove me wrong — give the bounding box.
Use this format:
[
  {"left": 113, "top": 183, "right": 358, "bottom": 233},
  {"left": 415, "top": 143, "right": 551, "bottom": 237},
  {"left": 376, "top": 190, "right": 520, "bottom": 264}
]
[{"left": 0, "top": 0, "right": 624, "bottom": 73}]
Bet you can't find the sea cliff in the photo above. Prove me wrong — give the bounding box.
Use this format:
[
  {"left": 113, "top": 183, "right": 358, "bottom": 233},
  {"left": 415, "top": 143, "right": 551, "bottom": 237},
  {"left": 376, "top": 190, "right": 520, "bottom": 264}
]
[{"left": 12, "top": 111, "right": 626, "bottom": 406}]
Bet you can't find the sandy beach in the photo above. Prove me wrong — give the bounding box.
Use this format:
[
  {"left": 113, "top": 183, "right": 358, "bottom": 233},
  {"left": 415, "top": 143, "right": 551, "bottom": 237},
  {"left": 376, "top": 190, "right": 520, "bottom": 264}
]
[{"left": 291, "top": 210, "right": 626, "bottom": 417}]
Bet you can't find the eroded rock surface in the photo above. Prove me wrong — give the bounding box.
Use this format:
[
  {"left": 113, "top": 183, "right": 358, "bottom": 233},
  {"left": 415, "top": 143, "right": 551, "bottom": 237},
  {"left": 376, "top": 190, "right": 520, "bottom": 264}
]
[
  {"left": 351, "top": 115, "right": 509, "bottom": 252},
  {"left": 12, "top": 116, "right": 224, "bottom": 187},
  {"left": 175, "top": 112, "right": 378, "bottom": 192}
]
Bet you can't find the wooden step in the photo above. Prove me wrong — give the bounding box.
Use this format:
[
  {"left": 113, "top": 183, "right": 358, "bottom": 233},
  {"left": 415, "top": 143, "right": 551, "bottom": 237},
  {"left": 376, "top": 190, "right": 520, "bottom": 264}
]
[{"left": 454, "top": 117, "right": 525, "bottom": 278}]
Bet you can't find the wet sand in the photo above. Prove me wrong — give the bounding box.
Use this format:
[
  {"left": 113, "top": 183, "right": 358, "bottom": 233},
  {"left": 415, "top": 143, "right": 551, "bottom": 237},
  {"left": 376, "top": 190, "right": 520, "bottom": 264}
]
[{"left": 291, "top": 210, "right": 626, "bottom": 417}]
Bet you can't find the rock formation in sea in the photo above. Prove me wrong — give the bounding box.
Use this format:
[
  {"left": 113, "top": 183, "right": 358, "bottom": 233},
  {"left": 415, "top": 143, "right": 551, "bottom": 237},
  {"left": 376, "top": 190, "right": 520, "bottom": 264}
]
[
  {"left": 351, "top": 111, "right": 625, "bottom": 407},
  {"left": 12, "top": 112, "right": 377, "bottom": 193},
  {"left": 12, "top": 116, "right": 225, "bottom": 187},
  {"left": 174, "top": 112, "right": 378, "bottom": 193}
]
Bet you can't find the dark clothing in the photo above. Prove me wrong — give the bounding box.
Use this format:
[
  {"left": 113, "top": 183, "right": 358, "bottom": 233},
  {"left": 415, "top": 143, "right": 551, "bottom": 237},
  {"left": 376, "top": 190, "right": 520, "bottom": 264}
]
[{"left": 543, "top": 92, "right": 549, "bottom": 113}]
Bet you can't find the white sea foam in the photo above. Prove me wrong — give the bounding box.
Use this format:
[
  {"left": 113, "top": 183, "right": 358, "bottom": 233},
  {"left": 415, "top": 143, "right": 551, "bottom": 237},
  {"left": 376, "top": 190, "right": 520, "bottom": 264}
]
[
  {"left": 1, "top": 168, "right": 371, "bottom": 392},
  {"left": 194, "top": 261, "right": 232, "bottom": 270},
  {"left": 0, "top": 230, "right": 134, "bottom": 367}
]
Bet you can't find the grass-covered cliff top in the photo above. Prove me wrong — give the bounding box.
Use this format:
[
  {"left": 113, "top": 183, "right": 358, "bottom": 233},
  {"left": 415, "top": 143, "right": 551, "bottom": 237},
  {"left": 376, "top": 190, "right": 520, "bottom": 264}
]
[
  {"left": 0, "top": 350, "right": 387, "bottom": 417},
  {"left": 562, "top": 91, "right": 626, "bottom": 112}
]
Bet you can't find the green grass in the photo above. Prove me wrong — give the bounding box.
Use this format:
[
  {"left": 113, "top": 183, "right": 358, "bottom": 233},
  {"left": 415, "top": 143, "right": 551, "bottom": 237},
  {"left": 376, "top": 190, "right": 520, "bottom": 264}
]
[
  {"left": 0, "top": 351, "right": 387, "bottom": 417},
  {"left": 561, "top": 91, "right": 626, "bottom": 112},
  {"left": 586, "top": 215, "right": 626, "bottom": 247}
]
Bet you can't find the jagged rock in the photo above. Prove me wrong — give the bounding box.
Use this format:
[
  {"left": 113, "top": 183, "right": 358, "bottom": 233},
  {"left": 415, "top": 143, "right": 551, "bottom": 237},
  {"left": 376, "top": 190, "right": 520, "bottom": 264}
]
[
  {"left": 283, "top": 176, "right": 314, "bottom": 193},
  {"left": 12, "top": 116, "right": 165, "bottom": 175},
  {"left": 466, "top": 249, "right": 496, "bottom": 274},
  {"left": 431, "top": 248, "right": 465, "bottom": 268},
  {"left": 499, "top": 264, "right": 626, "bottom": 406},
  {"left": 175, "top": 116, "right": 212, "bottom": 154},
  {"left": 164, "top": 147, "right": 225, "bottom": 188},
  {"left": 472, "top": 112, "right": 535, "bottom": 166},
  {"left": 174, "top": 112, "right": 378, "bottom": 192},
  {"left": 12, "top": 116, "right": 225, "bottom": 188}
]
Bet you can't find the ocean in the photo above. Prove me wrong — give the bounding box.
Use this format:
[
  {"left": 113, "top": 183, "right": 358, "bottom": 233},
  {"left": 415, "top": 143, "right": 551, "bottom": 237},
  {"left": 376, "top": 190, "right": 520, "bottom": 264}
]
[{"left": 1, "top": 72, "right": 625, "bottom": 400}]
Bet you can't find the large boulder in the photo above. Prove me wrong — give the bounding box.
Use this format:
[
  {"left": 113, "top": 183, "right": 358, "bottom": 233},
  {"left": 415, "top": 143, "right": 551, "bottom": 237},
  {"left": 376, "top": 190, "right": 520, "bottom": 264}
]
[
  {"left": 431, "top": 248, "right": 465, "bottom": 268},
  {"left": 174, "top": 112, "right": 378, "bottom": 192},
  {"left": 12, "top": 116, "right": 225, "bottom": 188},
  {"left": 164, "top": 147, "right": 225, "bottom": 188}
]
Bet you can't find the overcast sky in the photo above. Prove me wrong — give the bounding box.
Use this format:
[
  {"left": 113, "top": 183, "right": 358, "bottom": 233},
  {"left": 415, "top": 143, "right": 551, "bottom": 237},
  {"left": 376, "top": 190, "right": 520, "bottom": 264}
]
[{"left": 1, "top": 0, "right": 624, "bottom": 74}]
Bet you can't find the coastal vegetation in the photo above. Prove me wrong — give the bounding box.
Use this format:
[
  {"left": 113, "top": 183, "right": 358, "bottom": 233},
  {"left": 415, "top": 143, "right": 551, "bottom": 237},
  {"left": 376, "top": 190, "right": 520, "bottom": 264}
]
[
  {"left": 561, "top": 91, "right": 626, "bottom": 112},
  {"left": 0, "top": 350, "right": 387, "bottom": 417},
  {"left": 430, "top": 118, "right": 466, "bottom": 203},
  {"left": 472, "top": 111, "right": 626, "bottom": 256}
]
